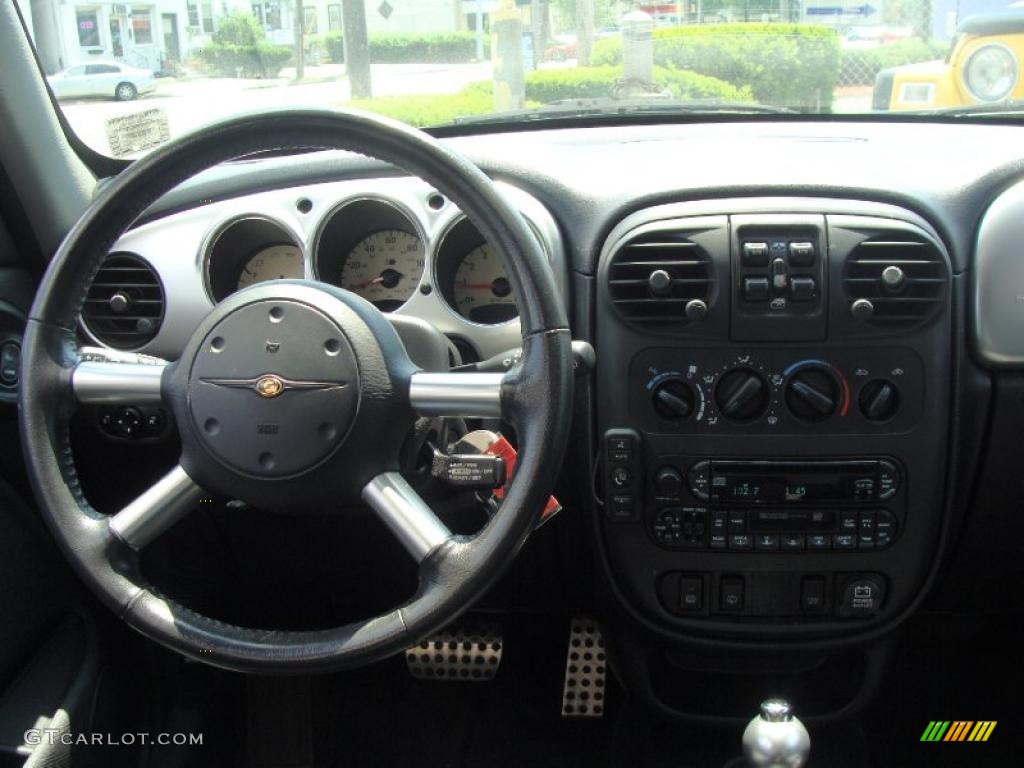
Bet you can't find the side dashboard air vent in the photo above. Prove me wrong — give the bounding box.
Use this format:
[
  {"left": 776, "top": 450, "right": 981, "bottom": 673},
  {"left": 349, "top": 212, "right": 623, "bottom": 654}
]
[
  {"left": 82, "top": 253, "right": 164, "bottom": 349},
  {"left": 842, "top": 235, "right": 947, "bottom": 327},
  {"left": 607, "top": 232, "right": 715, "bottom": 327}
]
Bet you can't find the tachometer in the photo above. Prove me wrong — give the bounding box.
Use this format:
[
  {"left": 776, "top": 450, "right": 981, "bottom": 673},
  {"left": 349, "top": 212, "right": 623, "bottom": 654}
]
[
  {"left": 452, "top": 243, "right": 517, "bottom": 323},
  {"left": 237, "top": 244, "right": 304, "bottom": 289},
  {"left": 340, "top": 229, "right": 424, "bottom": 311}
]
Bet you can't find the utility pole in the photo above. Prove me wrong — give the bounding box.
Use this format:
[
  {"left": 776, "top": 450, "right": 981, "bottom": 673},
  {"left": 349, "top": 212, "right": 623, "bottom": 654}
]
[
  {"left": 342, "top": 0, "right": 372, "bottom": 98},
  {"left": 576, "top": 0, "right": 594, "bottom": 66},
  {"left": 492, "top": 0, "right": 524, "bottom": 110},
  {"left": 293, "top": 0, "right": 305, "bottom": 80}
]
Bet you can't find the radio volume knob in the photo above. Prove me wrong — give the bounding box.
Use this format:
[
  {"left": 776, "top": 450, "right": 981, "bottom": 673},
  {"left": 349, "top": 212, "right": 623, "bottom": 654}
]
[
  {"left": 714, "top": 368, "right": 769, "bottom": 422},
  {"left": 654, "top": 466, "right": 684, "bottom": 497},
  {"left": 784, "top": 366, "right": 839, "bottom": 422},
  {"left": 652, "top": 379, "right": 695, "bottom": 420}
]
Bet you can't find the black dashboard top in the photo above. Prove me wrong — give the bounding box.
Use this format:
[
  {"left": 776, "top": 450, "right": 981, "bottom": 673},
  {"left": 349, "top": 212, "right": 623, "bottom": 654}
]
[{"left": 141, "top": 120, "right": 1024, "bottom": 275}]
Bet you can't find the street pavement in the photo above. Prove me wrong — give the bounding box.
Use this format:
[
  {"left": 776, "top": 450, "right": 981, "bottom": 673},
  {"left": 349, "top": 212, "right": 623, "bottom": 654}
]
[{"left": 59, "top": 61, "right": 495, "bottom": 156}]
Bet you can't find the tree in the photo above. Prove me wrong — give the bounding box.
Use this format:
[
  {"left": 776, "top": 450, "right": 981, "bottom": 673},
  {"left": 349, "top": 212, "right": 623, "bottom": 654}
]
[{"left": 342, "top": 0, "right": 372, "bottom": 98}]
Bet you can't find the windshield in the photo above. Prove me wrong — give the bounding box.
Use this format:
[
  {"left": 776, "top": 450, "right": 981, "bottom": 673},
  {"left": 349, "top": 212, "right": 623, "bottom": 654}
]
[{"left": 15, "top": 0, "right": 1019, "bottom": 157}]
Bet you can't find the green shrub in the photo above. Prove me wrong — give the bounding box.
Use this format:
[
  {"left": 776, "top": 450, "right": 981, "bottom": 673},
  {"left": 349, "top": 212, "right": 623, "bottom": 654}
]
[
  {"left": 196, "top": 42, "right": 292, "bottom": 78},
  {"left": 592, "top": 23, "right": 840, "bottom": 111},
  {"left": 212, "top": 11, "right": 264, "bottom": 46},
  {"left": 348, "top": 91, "right": 497, "bottom": 126},
  {"left": 319, "top": 32, "right": 490, "bottom": 64},
  {"left": 520, "top": 65, "right": 752, "bottom": 103},
  {"left": 838, "top": 38, "right": 947, "bottom": 86}
]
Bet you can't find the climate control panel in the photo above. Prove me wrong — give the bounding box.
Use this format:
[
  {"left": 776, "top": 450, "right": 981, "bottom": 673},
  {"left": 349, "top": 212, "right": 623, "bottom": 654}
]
[{"left": 631, "top": 347, "right": 923, "bottom": 434}]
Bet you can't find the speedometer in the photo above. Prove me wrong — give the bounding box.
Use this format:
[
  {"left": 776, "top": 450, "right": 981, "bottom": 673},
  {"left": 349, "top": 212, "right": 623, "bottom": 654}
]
[
  {"left": 452, "top": 244, "right": 517, "bottom": 324},
  {"left": 340, "top": 229, "right": 424, "bottom": 311},
  {"left": 237, "top": 244, "right": 304, "bottom": 289}
]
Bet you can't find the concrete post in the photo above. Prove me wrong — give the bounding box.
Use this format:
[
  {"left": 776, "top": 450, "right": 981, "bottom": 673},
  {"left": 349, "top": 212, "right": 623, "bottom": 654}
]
[
  {"left": 342, "top": 0, "right": 372, "bottom": 98},
  {"left": 491, "top": 0, "right": 524, "bottom": 111},
  {"left": 622, "top": 9, "right": 653, "bottom": 84}
]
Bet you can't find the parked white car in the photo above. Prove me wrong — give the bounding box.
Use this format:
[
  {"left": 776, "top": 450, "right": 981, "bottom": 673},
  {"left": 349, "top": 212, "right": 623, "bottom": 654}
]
[{"left": 47, "top": 61, "right": 156, "bottom": 102}]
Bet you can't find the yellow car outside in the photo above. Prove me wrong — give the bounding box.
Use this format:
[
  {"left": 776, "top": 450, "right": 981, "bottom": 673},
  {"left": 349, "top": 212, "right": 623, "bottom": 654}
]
[{"left": 873, "top": 13, "right": 1024, "bottom": 111}]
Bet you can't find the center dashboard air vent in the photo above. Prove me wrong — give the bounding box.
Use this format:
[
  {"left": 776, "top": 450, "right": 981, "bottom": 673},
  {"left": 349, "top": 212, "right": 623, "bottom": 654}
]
[
  {"left": 607, "top": 231, "right": 715, "bottom": 328},
  {"left": 81, "top": 252, "right": 164, "bottom": 349},
  {"left": 841, "top": 235, "right": 948, "bottom": 328}
]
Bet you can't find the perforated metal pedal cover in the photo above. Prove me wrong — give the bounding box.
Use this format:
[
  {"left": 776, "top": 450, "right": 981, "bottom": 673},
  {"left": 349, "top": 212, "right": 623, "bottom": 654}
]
[
  {"left": 405, "top": 623, "right": 502, "bottom": 682},
  {"left": 561, "top": 617, "right": 607, "bottom": 718}
]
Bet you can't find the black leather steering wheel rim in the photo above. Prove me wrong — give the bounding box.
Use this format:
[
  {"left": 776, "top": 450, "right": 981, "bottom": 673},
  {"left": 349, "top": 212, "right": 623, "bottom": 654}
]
[{"left": 18, "top": 110, "right": 573, "bottom": 673}]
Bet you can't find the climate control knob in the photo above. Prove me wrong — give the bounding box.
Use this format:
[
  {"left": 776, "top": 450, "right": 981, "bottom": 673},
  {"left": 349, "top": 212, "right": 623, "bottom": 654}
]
[
  {"left": 859, "top": 379, "right": 900, "bottom": 422},
  {"left": 715, "top": 368, "right": 770, "bottom": 422},
  {"left": 785, "top": 366, "right": 839, "bottom": 422},
  {"left": 652, "top": 379, "right": 695, "bottom": 420}
]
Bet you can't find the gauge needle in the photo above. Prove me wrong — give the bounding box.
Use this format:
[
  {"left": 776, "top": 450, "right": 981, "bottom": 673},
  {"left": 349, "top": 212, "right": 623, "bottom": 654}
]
[{"left": 355, "top": 275, "right": 385, "bottom": 289}]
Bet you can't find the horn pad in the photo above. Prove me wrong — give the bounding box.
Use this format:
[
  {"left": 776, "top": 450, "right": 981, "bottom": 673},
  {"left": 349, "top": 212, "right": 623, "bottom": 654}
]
[{"left": 188, "top": 299, "right": 360, "bottom": 478}]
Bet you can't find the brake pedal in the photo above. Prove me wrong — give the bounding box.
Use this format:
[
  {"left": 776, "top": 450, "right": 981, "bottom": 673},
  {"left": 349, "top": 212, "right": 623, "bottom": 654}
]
[
  {"left": 405, "top": 623, "right": 502, "bottom": 682},
  {"left": 561, "top": 617, "right": 607, "bottom": 718}
]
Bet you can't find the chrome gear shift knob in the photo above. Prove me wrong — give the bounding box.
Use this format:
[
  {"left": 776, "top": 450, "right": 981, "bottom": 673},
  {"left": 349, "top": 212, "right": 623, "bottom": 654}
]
[{"left": 742, "top": 699, "right": 811, "bottom": 768}]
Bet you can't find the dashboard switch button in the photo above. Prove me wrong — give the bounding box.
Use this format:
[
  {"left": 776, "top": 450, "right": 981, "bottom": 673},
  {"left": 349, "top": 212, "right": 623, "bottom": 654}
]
[
  {"left": 679, "top": 575, "right": 704, "bottom": 613},
  {"left": 742, "top": 242, "right": 770, "bottom": 266},
  {"left": 788, "top": 276, "right": 817, "bottom": 301},
  {"left": 788, "top": 242, "right": 816, "bottom": 266},
  {"left": 743, "top": 276, "right": 770, "bottom": 301},
  {"left": 801, "top": 576, "right": 827, "bottom": 614},
  {"left": 720, "top": 576, "right": 745, "bottom": 612}
]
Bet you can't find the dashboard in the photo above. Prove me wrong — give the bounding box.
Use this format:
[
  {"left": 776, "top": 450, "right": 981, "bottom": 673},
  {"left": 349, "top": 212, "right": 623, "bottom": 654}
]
[
  {"left": 80, "top": 177, "right": 565, "bottom": 363},
  {"left": 74, "top": 119, "right": 1024, "bottom": 720}
]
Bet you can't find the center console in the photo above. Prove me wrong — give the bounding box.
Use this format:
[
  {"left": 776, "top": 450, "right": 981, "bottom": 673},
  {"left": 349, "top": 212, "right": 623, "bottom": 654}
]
[{"left": 595, "top": 198, "right": 952, "bottom": 639}]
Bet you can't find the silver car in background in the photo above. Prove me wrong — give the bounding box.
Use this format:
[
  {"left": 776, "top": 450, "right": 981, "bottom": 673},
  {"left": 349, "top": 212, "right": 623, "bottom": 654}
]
[{"left": 47, "top": 61, "right": 155, "bottom": 102}]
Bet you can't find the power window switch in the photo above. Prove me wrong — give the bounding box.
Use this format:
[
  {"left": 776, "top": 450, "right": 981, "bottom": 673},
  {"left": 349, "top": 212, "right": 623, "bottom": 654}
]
[
  {"left": 743, "top": 277, "right": 770, "bottom": 301},
  {"left": 789, "top": 276, "right": 817, "bottom": 301}
]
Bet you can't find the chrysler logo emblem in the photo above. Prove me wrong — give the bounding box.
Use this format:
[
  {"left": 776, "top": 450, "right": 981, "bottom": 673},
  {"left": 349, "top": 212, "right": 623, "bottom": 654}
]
[
  {"left": 200, "top": 374, "right": 344, "bottom": 395},
  {"left": 255, "top": 375, "right": 284, "bottom": 398}
]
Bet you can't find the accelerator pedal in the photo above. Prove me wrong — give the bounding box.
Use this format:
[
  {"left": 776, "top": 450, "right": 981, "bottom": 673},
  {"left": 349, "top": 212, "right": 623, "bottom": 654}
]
[
  {"left": 405, "top": 622, "right": 502, "bottom": 682},
  {"left": 561, "top": 617, "right": 607, "bottom": 718}
]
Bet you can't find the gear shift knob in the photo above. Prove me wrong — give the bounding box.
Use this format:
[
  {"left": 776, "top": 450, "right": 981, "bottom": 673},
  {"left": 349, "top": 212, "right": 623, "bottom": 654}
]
[{"left": 742, "top": 699, "right": 811, "bottom": 768}]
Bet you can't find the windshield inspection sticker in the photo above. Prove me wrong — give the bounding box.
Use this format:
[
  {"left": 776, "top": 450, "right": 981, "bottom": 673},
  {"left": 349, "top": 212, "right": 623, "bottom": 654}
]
[{"left": 105, "top": 108, "right": 170, "bottom": 157}]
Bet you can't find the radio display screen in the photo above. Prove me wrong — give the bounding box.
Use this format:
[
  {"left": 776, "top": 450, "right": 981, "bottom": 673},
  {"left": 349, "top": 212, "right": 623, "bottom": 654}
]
[{"left": 709, "top": 461, "right": 875, "bottom": 504}]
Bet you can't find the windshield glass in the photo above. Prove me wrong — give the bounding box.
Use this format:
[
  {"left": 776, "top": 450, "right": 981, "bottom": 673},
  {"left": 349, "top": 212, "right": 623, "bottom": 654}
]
[{"left": 15, "top": 0, "right": 1021, "bottom": 157}]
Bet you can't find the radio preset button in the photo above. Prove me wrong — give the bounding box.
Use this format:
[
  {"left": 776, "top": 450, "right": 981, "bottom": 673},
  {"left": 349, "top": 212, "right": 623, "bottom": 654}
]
[
  {"left": 755, "top": 534, "right": 780, "bottom": 550},
  {"left": 834, "top": 534, "right": 857, "bottom": 549},
  {"left": 728, "top": 534, "right": 753, "bottom": 550},
  {"left": 875, "top": 510, "right": 897, "bottom": 548},
  {"left": 807, "top": 534, "right": 831, "bottom": 550},
  {"left": 727, "top": 511, "right": 747, "bottom": 533},
  {"left": 782, "top": 533, "right": 805, "bottom": 550}
]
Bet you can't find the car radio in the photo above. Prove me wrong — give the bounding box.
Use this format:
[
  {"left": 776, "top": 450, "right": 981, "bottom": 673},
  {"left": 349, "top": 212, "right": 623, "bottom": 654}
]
[{"left": 687, "top": 459, "right": 900, "bottom": 505}]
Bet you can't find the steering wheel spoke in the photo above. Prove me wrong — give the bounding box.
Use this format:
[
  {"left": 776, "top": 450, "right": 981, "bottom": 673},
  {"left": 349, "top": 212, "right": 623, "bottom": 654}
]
[
  {"left": 72, "top": 358, "right": 167, "bottom": 405},
  {"left": 362, "top": 472, "right": 452, "bottom": 563},
  {"left": 108, "top": 464, "right": 204, "bottom": 550},
  {"left": 408, "top": 371, "right": 506, "bottom": 419}
]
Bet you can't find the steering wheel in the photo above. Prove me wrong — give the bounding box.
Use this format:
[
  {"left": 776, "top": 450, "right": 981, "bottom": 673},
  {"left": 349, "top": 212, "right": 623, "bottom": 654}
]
[{"left": 18, "top": 111, "right": 573, "bottom": 673}]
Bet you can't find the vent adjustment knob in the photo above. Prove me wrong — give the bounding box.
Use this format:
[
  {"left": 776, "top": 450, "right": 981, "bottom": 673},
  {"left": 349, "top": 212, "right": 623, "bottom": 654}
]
[
  {"left": 647, "top": 269, "right": 672, "bottom": 296},
  {"left": 850, "top": 298, "right": 875, "bottom": 321}
]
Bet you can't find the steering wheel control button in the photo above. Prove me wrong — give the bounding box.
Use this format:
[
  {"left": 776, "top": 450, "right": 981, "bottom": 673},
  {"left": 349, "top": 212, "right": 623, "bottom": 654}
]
[
  {"left": 837, "top": 575, "right": 886, "bottom": 618},
  {"left": 0, "top": 340, "right": 20, "bottom": 387},
  {"left": 742, "top": 242, "right": 770, "bottom": 267},
  {"left": 188, "top": 299, "right": 359, "bottom": 477}
]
